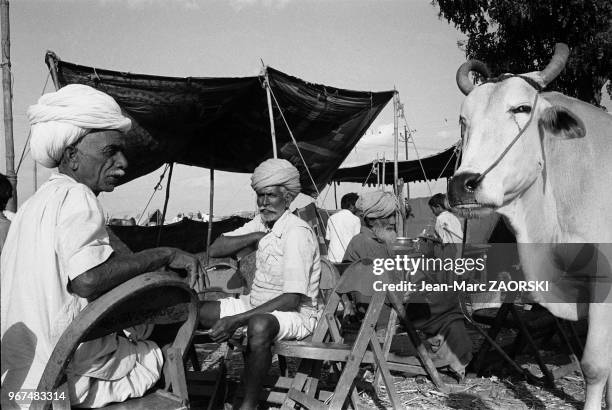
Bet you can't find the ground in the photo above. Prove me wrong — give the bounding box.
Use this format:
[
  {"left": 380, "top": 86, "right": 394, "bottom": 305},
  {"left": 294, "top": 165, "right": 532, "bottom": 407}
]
[{"left": 191, "top": 322, "right": 589, "bottom": 410}]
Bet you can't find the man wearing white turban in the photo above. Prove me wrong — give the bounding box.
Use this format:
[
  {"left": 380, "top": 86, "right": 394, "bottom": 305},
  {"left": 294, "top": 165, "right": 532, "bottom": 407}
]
[
  {"left": 206, "top": 158, "right": 321, "bottom": 409},
  {"left": 1, "top": 84, "right": 203, "bottom": 408},
  {"left": 343, "top": 190, "right": 473, "bottom": 379}
]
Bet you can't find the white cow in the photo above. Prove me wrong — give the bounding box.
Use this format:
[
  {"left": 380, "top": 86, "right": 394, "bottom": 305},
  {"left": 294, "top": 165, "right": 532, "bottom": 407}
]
[{"left": 448, "top": 44, "right": 612, "bottom": 410}]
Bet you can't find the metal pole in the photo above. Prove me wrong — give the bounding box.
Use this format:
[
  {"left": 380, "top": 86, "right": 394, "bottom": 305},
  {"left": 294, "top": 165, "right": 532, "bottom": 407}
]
[
  {"left": 264, "top": 68, "right": 278, "bottom": 158},
  {"left": 1, "top": 0, "right": 17, "bottom": 211}
]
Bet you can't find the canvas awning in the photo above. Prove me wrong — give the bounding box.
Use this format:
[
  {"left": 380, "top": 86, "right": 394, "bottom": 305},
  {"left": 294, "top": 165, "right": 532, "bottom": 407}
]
[
  {"left": 45, "top": 52, "right": 394, "bottom": 196},
  {"left": 331, "top": 145, "right": 459, "bottom": 185}
]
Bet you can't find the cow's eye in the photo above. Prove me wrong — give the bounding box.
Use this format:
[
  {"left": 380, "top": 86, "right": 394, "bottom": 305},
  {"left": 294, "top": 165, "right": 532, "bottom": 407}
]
[{"left": 511, "top": 105, "right": 532, "bottom": 114}]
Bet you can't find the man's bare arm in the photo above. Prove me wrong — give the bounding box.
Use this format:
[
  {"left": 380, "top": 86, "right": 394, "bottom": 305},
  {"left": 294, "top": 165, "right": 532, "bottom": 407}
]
[
  {"left": 208, "top": 232, "right": 266, "bottom": 258},
  {"left": 70, "top": 247, "right": 200, "bottom": 300}
]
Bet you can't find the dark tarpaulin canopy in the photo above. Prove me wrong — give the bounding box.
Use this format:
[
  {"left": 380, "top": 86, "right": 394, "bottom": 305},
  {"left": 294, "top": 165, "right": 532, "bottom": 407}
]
[
  {"left": 331, "top": 145, "right": 458, "bottom": 185},
  {"left": 45, "top": 52, "right": 394, "bottom": 196}
]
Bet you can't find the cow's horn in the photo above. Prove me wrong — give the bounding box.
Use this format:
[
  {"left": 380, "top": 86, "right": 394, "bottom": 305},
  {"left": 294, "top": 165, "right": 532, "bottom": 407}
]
[
  {"left": 537, "top": 43, "right": 570, "bottom": 87},
  {"left": 456, "top": 60, "right": 491, "bottom": 95}
]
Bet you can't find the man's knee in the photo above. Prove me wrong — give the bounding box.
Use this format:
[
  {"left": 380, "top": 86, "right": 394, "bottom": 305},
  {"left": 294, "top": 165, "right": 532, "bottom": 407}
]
[{"left": 246, "top": 314, "right": 279, "bottom": 349}]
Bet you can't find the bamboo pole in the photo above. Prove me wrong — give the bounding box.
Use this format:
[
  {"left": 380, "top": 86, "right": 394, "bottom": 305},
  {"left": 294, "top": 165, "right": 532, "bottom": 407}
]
[
  {"left": 393, "top": 90, "right": 404, "bottom": 235},
  {"left": 404, "top": 125, "right": 410, "bottom": 199},
  {"left": 1, "top": 0, "right": 16, "bottom": 211},
  {"left": 205, "top": 167, "right": 214, "bottom": 266},
  {"left": 393, "top": 90, "right": 399, "bottom": 195},
  {"left": 263, "top": 68, "right": 278, "bottom": 158},
  {"left": 333, "top": 182, "right": 338, "bottom": 209},
  {"left": 156, "top": 162, "right": 174, "bottom": 246}
]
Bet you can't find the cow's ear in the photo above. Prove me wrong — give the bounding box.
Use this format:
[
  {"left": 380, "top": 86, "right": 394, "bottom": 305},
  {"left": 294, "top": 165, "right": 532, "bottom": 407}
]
[{"left": 538, "top": 106, "right": 586, "bottom": 139}]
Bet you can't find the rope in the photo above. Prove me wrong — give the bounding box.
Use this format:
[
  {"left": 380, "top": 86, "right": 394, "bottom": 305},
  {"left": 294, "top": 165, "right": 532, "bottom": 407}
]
[
  {"left": 361, "top": 160, "right": 377, "bottom": 187},
  {"left": 267, "top": 83, "right": 354, "bottom": 256},
  {"left": 435, "top": 143, "right": 460, "bottom": 181},
  {"left": 136, "top": 163, "right": 170, "bottom": 225},
  {"left": 16, "top": 72, "right": 51, "bottom": 174},
  {"left": 474, "top": 93, "right": 539, "bottom": 185}
]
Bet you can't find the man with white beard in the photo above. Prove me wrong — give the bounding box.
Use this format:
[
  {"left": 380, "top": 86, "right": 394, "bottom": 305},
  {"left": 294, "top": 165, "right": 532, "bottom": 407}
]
[
  {"left": 342, "top": 191, "right": 472, "bottom": 379},
  {"left": 342, "top": 191, "right": 399, "bottom": 261}
]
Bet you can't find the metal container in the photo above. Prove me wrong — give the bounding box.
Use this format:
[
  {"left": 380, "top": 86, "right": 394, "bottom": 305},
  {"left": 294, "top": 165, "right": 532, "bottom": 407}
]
[{"left": 392, "top": 236, "right": 417, "bottom": 256}]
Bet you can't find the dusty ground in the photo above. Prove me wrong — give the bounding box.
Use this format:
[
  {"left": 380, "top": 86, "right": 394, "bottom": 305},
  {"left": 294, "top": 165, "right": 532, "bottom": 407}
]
[{"left": 191, "top": 322, "right": 589, "bottom": 410}]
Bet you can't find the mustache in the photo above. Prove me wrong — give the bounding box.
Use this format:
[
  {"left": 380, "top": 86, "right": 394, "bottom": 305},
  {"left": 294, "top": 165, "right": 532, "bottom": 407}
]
[{"left": 108, "top": 169, "right": 126, "bottom": 178}]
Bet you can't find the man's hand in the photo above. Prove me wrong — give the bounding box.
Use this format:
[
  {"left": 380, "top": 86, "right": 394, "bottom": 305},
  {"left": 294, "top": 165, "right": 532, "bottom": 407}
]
[
  {"left": 167, "top": 249, "right": 205, "bottom": 289},
  {"left": 209, "top": 316, "right": 243, "bottom": 343}
]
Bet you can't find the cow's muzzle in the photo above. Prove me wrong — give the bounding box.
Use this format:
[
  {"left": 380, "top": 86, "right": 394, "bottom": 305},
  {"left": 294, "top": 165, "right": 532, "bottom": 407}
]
[{"left": 448, "top": 172, "right": 481, "bottom": 207}]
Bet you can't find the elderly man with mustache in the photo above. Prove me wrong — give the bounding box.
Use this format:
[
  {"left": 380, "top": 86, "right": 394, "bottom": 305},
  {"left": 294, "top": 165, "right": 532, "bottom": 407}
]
[
  {"left": 206, "top": 158, "right": 321, "bottom": 410},
  {"left": 1, "top": 85, "right": 203, "bottom": 409}
]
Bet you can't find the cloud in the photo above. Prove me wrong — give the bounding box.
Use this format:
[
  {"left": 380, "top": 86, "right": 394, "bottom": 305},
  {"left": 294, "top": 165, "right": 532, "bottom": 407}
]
[
  {"left": 97, "top": 0, "right": 200, "bottom": 10},
  {"left": 229, "top": 0, "right": 293, "bottom": 12}
]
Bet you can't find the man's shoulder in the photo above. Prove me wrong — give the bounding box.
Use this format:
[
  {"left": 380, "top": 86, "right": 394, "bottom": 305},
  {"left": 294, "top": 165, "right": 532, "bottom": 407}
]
[{"left": 284, "top": 212, "right": 313, "bottom": 232}]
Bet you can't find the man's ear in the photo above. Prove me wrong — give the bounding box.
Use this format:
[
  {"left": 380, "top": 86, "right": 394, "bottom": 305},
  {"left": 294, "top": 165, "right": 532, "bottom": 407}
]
[
  {"left": 62, "top": 145, "right": 79, "bottom": 170},
  {"left": 538, "top": 106, "right": 586, "bottom": 139}
]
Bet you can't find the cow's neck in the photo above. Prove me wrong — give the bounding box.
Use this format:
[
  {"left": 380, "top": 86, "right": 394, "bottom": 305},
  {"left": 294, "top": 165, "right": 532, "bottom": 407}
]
[
  {"left": 498, "top": 173, "right": 560, "bottom": 243},
  {"left": 498, "top": 174, "right": 583, "bottom": 320}
]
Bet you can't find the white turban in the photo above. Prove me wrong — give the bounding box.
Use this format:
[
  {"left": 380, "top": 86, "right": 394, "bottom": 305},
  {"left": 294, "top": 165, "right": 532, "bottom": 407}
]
[
  {"left": 356, "top": 191, "right": 399, "bottom": 219},
  {"left": 251, "top": 158, "right": 301, "bottom": 196},
  {"left": 27, "top": 84, "right": 132, "bottom": 168}
]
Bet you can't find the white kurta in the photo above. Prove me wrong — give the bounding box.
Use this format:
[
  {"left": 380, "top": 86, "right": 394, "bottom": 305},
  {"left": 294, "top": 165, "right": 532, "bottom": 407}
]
[
  {"left": 325, "top": 209, "right": 361, "bottom": 263},
  {"left": 435, "top": 211, "right": 464, "bottom": 244},
  {"left": 1, "top": 174, "right": 161, "bottom": 408}
]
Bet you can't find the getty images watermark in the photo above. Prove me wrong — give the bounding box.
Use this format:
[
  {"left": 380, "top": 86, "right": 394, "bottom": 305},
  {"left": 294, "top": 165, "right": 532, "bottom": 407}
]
[
  {"left": 371, "top": 254, "right": 549, "bottom": 293},
  {"left": 368, "top": 243, "right": 612, "bottom": 304}
]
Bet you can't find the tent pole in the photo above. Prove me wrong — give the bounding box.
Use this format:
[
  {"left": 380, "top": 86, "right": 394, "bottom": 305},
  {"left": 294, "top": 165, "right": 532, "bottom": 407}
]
[
  {"left": 1, "top": 0, "right": 17, "bottom": 211},
  {"left": 404, "top": 125, "right": 410, "bottom": 200},
  {"left": 393, "top": 90, "right": 405, "bottom": 236},
  {"left": 333, "top": 182, "right": 338, "bottom": 209},
  {"left": 44, "top": 51, "right": 61, "bottom": 90},
  {"left": 393, "top": 89, "right": 399, "bottom": 195},
  {"left": 376, "top": 156, "right": 380, "bottom": 188},
  {"left": 381, "top": 154, "right": 386, "bottom": 192},
  {"left": 264, "top": 67, "right": 278, "bottom": 158},
  {"left": 205, "top": 166, "right": 215, "bottom": 267},
  {"left": 156, "top": 162, "right": 173, "bottom": 246}
]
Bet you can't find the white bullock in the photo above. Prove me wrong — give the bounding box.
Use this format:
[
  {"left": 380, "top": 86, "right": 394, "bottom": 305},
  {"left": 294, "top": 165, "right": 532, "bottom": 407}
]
[{"left": 448, "top": 44, "right": 612, "bottom": 410}]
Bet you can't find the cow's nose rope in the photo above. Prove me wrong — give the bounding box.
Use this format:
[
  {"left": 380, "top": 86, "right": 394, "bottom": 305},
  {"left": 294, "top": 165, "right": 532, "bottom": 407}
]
[{"left": 474, "top": 93, "right": 539, "bottom": 185}]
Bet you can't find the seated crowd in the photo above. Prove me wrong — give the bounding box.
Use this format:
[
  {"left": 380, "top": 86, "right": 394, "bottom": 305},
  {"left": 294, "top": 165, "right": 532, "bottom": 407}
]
[{"left": 1, "top": 85, "right": 471, "bottom": 409}]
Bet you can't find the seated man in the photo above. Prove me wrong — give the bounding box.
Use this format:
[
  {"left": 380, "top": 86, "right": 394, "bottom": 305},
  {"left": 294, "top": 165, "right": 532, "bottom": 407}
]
[
  {"left": 205, "top": 158, "right": 321, "bottom": 410},
  {"left": 343, "top": 191, "right": 472, "bottom": 378},
  {"left": 1, "top": 85, "right": 203, "bottom": 409}
]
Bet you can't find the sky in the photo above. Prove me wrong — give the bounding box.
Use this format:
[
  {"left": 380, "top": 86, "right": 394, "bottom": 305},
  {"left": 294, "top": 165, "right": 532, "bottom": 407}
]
[{"left": 0, "top": 0, "right": 515, "bottom": 219}]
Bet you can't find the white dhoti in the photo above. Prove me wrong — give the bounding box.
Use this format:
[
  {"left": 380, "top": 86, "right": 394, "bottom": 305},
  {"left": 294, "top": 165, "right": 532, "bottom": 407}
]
[{"left": 67, "top": 325, "right": 162, "bottom": 408}]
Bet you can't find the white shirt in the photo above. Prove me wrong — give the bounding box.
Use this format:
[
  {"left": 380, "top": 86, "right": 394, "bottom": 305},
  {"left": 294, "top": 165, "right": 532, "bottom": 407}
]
[
  {"left": 1, "top": 174, "right": 114, "bottom": 393},
  {"left": 435, "top": 210, "right": 464, "bottom": 244},
  {"left": 224, "top": 211, "right": 321, "bottom": 314},
  {"left": 325, "top": 209, "right": 361, "bottom": 263}
]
